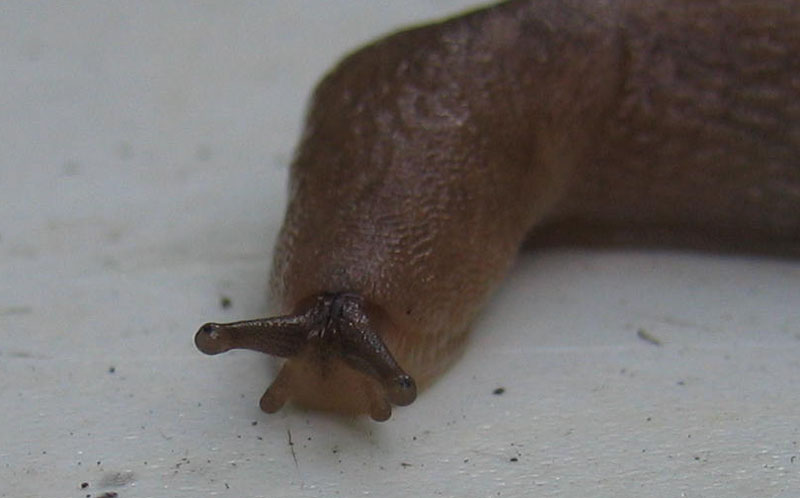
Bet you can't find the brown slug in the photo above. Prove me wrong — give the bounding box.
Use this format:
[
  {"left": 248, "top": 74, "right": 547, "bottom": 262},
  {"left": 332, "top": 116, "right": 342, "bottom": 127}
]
[{"left": 195, "top": 0, "right": 800, "bottom": 421}]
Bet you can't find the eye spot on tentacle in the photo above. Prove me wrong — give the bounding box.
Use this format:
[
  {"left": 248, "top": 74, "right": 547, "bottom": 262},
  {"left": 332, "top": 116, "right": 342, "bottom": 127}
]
[
  {"left": 387, "top": 374, "right": 417, "bottom": 406},
  {"left": 195, "top": 323, "right": 229, "bottom": 354}
]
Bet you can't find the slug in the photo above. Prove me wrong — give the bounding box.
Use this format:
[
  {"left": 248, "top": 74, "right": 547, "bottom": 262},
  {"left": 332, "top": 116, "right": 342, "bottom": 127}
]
[{"left": 195, "top": 0, "right": 800, "bottom": 421}]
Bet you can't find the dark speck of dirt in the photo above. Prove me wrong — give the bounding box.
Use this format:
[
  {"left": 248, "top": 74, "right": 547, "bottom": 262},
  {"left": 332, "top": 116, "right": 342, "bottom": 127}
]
[
  {"left": 220, "top": 296, "right": 232, "bottom": 309},
  {"left": 108, "top": 366, "right": 116, "bottom": 374},
  {"left": 636, "top": 328, "right": 662, "bottom": 346},
  {"left": 509, "top": 457, "right": 518, "bottom": 462},
  {"left": 80, "top": 482, "right": 89, "bottom": 489},
  {"left": 492, "top": 387, "right": 505, "bottom": 395},
  {"left": 96, "top": 493, "right": 118, "bottom": 498}
]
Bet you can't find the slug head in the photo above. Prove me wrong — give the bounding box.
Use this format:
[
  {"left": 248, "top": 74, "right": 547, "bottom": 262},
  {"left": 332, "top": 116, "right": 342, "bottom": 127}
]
[{"left": 195, "top": 293, "right": 416, "bottom": 421}]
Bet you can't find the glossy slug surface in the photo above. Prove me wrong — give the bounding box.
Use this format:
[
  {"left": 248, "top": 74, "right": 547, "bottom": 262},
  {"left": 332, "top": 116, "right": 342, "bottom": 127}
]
[{"left": 196, "top": 0, "right": 800, "bottom": 420}]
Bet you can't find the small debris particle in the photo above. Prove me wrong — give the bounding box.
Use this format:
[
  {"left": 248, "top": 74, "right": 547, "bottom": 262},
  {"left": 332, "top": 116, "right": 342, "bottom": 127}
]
[
  {"left": 287, "top": 428, "right": 298, "bottom": 468},
  {"left": 80, "top": 482, "right": 89, "bottom": 489},
  {"left": 492, "top": 387, "right": 505, "bottom": 395},
  {"left": 509, "top": 457, "right": 518, "bottom": 462},
  {"left": 791, "top": 455, "right": 796, "bottom": 464},
  {"left": 220, "top": 296, "right": 232, "bottom": 309},
  {"left": 251, "top": 421, "right": 258, "bottom": 426},
  {"left": 108, "top": 366, "right": 116, "bottom": 374},
  {"left": 400, "top": 462, "right": 413, "bottom": 468},
  {"left": 636, "top": 328, "right": 662, "bottom": 346},
  {"left": 96, "top": 493, "right": 118, "bottom": 498},
  {"left": 677, "top": 380, "right": 686, "bottom": 386}
]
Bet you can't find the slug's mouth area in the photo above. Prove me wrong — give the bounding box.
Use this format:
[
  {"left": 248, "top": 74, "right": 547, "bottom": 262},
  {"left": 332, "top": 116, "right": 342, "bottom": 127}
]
[{"left": 194, "top": 293, "right": 417, "bottom": 421}]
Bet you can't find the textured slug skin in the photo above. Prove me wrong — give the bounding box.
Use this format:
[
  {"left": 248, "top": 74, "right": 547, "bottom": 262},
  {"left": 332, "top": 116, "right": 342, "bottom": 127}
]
[{"left": 199, "top": 0, "right": 800, "bottom": 419}]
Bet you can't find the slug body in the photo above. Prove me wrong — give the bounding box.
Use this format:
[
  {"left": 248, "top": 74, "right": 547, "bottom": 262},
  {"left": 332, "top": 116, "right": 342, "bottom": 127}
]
[{"left": 196, "top": 0, "right": 800, "bottom": 420}]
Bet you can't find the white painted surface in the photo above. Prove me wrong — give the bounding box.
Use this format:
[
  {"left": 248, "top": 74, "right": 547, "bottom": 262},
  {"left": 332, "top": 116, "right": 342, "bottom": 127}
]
[{"left": 1, "top": 2, "right": 798, "bottom": 497}]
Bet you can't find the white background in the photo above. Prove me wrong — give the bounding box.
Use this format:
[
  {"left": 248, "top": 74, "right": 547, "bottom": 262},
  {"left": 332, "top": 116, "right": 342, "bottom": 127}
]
[{"left": 1, "top": 1, "right": 799, "bottom": 497}]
